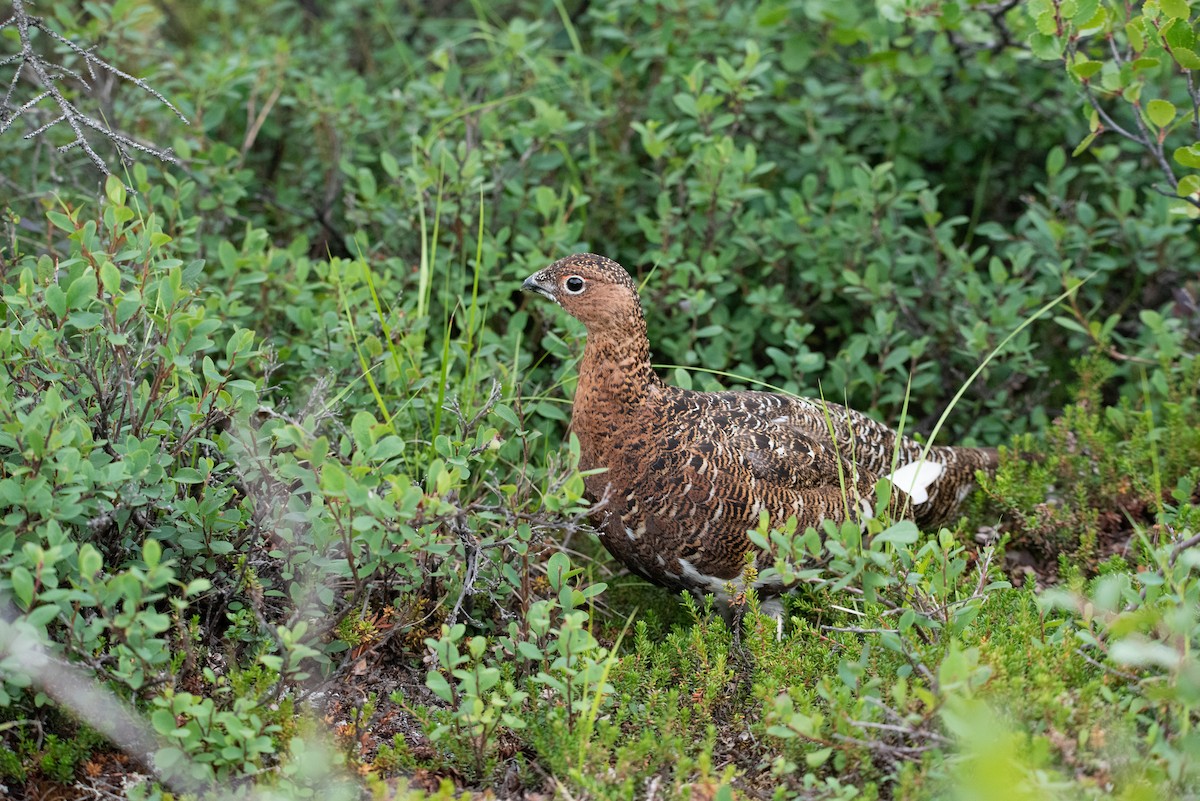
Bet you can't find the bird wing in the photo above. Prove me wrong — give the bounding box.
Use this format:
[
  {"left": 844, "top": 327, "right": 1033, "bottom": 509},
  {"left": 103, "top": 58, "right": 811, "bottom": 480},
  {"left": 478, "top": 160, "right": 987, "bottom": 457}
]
[
  {"left": 663, "top": 390, "right": 887, "bottom": 480},
  {"left": 711, "top": 391, "right": 988, "bottom": 517},
  {"left": 647, "top": 387, "right": 889, "bottom": 513}
]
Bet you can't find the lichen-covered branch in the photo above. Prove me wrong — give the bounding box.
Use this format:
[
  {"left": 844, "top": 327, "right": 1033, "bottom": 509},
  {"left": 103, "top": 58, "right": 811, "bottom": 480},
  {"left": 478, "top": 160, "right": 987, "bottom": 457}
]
[{"left": 0, "top": 0, "right": 188, "bottom": 182}]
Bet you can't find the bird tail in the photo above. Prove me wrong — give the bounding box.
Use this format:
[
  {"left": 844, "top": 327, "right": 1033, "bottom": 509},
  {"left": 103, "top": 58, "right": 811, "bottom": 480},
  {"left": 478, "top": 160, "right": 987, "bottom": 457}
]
[{"left": 886, "top": 459, "right": 945, "bottom": 505}]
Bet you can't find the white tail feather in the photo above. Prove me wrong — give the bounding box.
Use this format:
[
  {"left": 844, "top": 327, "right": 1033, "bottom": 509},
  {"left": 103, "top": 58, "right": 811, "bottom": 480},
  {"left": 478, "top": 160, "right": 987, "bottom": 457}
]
[{"left": 887, "top": 459, "right": 944, "bottom": 505}]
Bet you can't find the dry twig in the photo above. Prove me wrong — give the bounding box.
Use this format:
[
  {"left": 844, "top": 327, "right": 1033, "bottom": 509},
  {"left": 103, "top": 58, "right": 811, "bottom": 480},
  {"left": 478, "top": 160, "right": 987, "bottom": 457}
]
[{"left": 1, "top": 0, "right": 188, "bottom": 182}]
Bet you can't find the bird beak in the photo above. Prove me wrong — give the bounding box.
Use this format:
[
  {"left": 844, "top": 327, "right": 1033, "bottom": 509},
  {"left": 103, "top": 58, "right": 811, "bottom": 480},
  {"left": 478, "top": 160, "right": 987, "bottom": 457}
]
[{"left": 522, "top": 273, "right": 555, "bottom": 299}]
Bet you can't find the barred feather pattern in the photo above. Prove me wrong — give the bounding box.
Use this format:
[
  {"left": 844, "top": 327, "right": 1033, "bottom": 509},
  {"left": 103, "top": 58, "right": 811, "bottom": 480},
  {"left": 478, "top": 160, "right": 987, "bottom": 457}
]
[{"left": 523, "top": 253, "right": 998, "bottom": 600}]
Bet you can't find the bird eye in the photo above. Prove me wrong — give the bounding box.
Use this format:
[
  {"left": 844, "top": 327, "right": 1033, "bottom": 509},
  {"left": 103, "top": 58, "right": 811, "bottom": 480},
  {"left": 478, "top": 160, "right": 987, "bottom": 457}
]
[{"left": 564, "top": 276, "right": 586, "bottom": 294}]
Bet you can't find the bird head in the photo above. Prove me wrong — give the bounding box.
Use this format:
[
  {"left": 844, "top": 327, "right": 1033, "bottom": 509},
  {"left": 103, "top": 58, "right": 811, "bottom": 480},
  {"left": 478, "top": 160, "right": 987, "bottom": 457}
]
[{"left": 521, "top": 253, "right": 644, "bottom": 333}]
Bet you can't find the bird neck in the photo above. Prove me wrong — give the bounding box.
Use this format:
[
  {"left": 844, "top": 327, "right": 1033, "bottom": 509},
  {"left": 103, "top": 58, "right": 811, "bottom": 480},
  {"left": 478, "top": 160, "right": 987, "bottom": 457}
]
[{"left": 575, "top": 317, "right": 662, "bottom": 411}]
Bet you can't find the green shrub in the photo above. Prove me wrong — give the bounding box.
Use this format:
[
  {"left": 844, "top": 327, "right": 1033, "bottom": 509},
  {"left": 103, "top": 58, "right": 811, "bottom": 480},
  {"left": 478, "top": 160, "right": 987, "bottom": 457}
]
[
  {"left": 973, "top": 353, "right": 1200, "bottom": 577},
  {"left": 3, "top": 1, "right": 1200, "bottom": 799},
  {"left": 0, "top": 182, "right": 252, "bottom": 697}
]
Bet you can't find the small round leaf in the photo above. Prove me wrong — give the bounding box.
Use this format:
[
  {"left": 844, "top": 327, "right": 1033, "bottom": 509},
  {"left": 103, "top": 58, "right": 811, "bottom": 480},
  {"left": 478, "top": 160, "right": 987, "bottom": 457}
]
[{"left": 1147, "top": 99, "right": 1177, "bottom": 128}]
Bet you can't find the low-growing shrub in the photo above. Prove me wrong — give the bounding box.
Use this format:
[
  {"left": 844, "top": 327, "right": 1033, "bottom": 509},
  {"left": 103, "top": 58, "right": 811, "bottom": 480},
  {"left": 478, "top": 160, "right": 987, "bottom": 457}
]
[{"left": 2, "top": 0, "right": 1200, "bottom": 798}]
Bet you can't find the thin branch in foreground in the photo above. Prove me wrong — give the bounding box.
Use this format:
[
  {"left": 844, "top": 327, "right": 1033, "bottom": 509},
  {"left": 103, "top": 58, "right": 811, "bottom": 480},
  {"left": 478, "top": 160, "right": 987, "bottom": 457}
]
[{"left": 0, "top": 603, "right": 362, "bottom": 800}]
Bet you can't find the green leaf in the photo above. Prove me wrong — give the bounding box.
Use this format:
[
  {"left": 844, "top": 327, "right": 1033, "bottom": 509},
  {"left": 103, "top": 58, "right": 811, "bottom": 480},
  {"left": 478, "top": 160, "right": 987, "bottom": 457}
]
[
  {"left": 533, "top": 186, "right": 556, "bottom": 219},
  {"left": 1029, "top": 33, "right": 1062, "bottom": 60},
  {"left": 218, "top": 240, "right": 238, "bottom": 271},
  {"left": 805, "top": 747, "right": 833, "bottom": 767},
  {"left": 1174, "top": 145, "right": 1200, "bottom": 167},
  {"left": 380, "top": 151, "right": 400, "bottom": 178},
  {"left": 1053, "top": 315, "right": 1089, "bottom": 335},
  {"left": 322, "top": 462, "right": 348, "bottom": 494},
  {"left": 151, "top": 709, "right": 180, "bottom": 736},
  {"left": 755, "top": 3, "right": 789, "bottom": 26},
  {"left": 1127, "top": 20, "right": 1146, "bottom": 51},
  {"left": 1070, "top": 59, "right": 1102, "bottom": 79},
  {"left": 1147, "top": 99, "right": 1177, "bottom": 127},
  {"left": 1164, "top": 16, "right": 1196, "bottom": 48},
  {"left": 10, "top": 565, "right": 34, "bottom": 607},
  {"left": 874, "top": 520, "right": 919, "bottom": 546},
  {"left": 47, "top": 210, "right": 75, "bottom": 231},
  {"left": 1071, "top": 0, "right": 1099, "bottom": 22},
  {"left": 202, "top": 355, "right": 221, "bottom": 384},
  {"left": 1047, "top": 146, "right": 1066, "bottom": 176},
  {"left": 1160, "top": 0, "right": 1191, "bottom": 19},
  {"left": 1081, "top": 5, "right": 1108, "bottom": 28},
  {"left": 351, "top": 411, "right": 376, "bottom": 448},
  {"left": 116, "top": 295, "right": 142, "bottom": 324},
  {"left": 579, "top": 582, "right": 607, "bottom": 599},
  {"left": 1173, "top": 46, "right": 1200, "bottom": 68},
  {"left": 766, "top": 724, "right": 796, "bottom": 739},
  {"left": 67, "top": 311, "right": 104, "bottom": 330},
  {"left": 143, "top": 538, "right": 162, "bottom": 569},
  {"left": 1178, "top": 174, "right": 1200, "bottom": 196},
  {"left": 516, "top": 641, "right": 544, "bottom": 660},
  {"left": 356, "top": 167, "right": 377, "bottom": 200},
  {"left": 25, "top": 605, "right": 58, "bottom": 629},
  {"left": 225, "top": 328, "right": 255, "bottom": 362},
  {"left": 44, "top": 284, "right": 66, "bottom": 318},
  {"left": 65, "top": 268, "right": 98, "bottom": 310},
  {"left": 425, "top": 671, "right": 453, "bottom": 703},
  {"left": 672, "top": 93, "right": 699, "bottom": 118},
  {"left": 105, "top": 174, "right": 126, "bottom": 206},
  {"left": 186, "top": 578, "right": 212, "bottom": 596},
  {"left": 79, "top": 544, "right": 102, "bottom": 581},
  {"left": 100, "top": 261, "right": 121, "bottom": 295},
  {"left": 492, "top": 404, "right": 520, "bottom": 428},
  {"left": 367, "top": 436, "right": 405, "bottom": 462},
  {"left": 172, "top": 467, "right": 206, "bottom": 484},
  {"left": 882, "top": 345, "right": 912, "bottom": 373},
  {"left": 1072, "top": 131, "right": 1100, "bottom": 157},
  {"left": 547, "top": 551, "right": 571, "bottom": 591}
]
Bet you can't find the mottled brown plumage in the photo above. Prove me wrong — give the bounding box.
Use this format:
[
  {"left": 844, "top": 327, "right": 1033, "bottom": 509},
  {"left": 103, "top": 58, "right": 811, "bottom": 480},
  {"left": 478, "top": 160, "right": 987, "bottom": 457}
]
[{"left": 523, "top": 253, "right": 997, "bottom": 607}]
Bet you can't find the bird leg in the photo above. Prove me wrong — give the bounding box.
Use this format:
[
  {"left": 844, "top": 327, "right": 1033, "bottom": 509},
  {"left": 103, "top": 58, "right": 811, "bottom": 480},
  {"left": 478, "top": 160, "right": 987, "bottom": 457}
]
[
  {"left": 715, "top": 594, "right": 785, "bottom": 641},
  {"left": 759, "top": 596, "right": 785, "bottom": 641}
]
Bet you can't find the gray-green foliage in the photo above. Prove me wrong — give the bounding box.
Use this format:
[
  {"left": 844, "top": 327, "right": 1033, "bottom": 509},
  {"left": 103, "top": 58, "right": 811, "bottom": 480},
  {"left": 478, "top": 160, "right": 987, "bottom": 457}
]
[
  {"left": 418, "top": 550, "right": 610, "bottom": 781},
  {"left": 1024, "top": 528, "right": 1200, "bottom": 796},
  {"left": 0, "top": 187, "right": 243, "bottom": 696},
  {"left": 2, "top": 0, "right": 1200, "bottom": 798},
  {"left": 0, "top": 172, "right": 591, "bottom": 795},
  {"left": 6, "top": 1, "right": 1197, "bottom": 444}
]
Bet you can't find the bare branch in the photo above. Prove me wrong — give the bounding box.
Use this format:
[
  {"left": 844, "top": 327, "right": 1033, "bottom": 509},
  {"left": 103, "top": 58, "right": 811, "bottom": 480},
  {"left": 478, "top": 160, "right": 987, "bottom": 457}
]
[
  {"left": 1169, "top": 530, "right": 1200, "bottom": 567},
  {"left": 25, "top": 13, "right": 187, "bottom": 123},
  {"left": 16, "top": 108, "right": 59, "bottom": 138},
  {"left": 1187, "top": 70, "right": 1200, "bottom": 141},
  {"left": 1, "top": 0, "right": 189, "bottom": 182}
]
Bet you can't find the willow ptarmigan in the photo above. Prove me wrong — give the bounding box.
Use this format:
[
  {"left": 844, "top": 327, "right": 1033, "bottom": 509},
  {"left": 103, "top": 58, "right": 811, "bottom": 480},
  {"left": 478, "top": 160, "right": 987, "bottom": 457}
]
[{"left": 523, "top": 253, "right": 998, "bottom": 620}]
